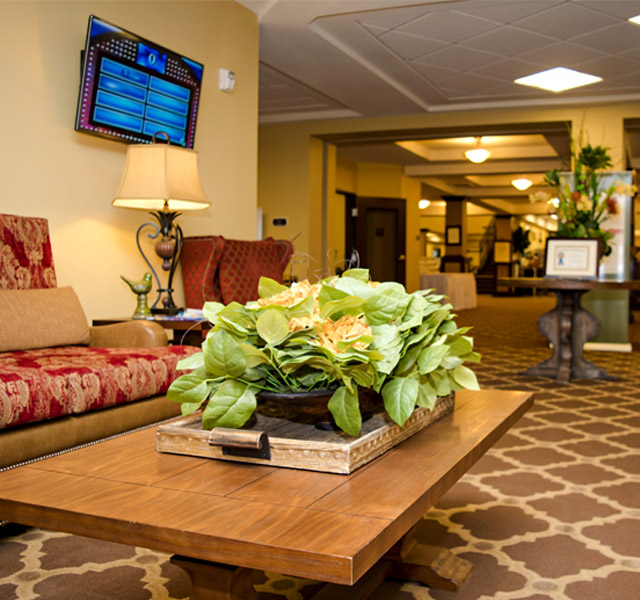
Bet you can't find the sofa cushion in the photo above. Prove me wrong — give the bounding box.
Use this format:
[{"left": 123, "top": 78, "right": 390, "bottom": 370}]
[
  {"left": 0, "top": 213, "right": 57, "bottom": 290},
  {"left": 0, "top": 286, "right": 90, "bottom": 352},
  {"left": 0, "top": 345, "right": 197, "bottom": 429}
]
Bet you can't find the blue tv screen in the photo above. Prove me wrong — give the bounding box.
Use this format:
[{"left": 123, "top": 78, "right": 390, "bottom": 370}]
[{"left": 75, "top": 15, "right": 204, "bottom": 148}]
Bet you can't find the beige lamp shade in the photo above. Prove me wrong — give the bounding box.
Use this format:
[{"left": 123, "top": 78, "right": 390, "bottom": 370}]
[{"left": 113, "top": 143, "right": 209, "bottom": 211}]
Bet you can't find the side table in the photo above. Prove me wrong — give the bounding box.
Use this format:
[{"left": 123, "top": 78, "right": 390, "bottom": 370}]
[
  {"left": 497, "top": 277, "right": 640, "bottom": 383},
  {"left": 93, "top": 316, "right": 210, "bottom": 346}
]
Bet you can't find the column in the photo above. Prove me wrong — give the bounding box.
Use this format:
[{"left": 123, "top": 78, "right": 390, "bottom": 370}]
[
  {"left": 494, "top": 215, "right": 514, "bottom": 294},
  {"left": 442, "top": 196, "right": 467, "bottom": 272}
]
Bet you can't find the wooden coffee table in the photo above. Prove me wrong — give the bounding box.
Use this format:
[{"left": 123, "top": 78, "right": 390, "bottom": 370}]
[{"left": 0, "top": 389, "right": 532, "bottom": 599}]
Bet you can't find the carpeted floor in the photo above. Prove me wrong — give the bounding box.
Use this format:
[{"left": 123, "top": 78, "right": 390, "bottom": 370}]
[{"left": 1, "top": 295, "right": 639, "bottom": 600}]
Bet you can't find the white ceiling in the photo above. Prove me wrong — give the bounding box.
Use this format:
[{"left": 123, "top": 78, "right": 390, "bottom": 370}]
[{"left": 238, "top": 0, "right": 640, "bottom": 219}]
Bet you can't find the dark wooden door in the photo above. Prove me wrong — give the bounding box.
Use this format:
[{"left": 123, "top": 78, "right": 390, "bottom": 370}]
[{"left": 355, "top": 197, "right": 406, "bottom": 285}]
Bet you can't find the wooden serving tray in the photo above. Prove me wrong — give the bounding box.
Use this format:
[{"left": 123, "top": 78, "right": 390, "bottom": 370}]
[{"left": 157, "top": 393, "right": 455, "bottom": 474}]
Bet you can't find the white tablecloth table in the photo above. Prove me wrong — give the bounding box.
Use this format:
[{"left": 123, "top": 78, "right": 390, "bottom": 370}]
[{"left": 420, "top": 273, "right": 477, "bottom": 310}]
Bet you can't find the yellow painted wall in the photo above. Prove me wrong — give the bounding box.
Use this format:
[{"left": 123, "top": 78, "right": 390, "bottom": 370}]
[
  {"left": 1, "top": 0, "right": 258, "bottom": 321},
  {"left": 258, "top": 103, "right": 638, "bottom": 290},
  {"left": 356, "top": 163, "right": 403, "bottom": 197},
  {"left": 336, "top": 157, "right": 357, "bottom": 193},
  {"left": 258, "top": 124, "right": 313, "bottom": 280}
]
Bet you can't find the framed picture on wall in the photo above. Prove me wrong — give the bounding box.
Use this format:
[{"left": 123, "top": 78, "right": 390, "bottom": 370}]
[
  {"left": 545, "top": 238, "right": 600, "bottom": 279},
  {"left": 446, "top": 225, "right": 461, "bottom": 245},
  {"left": 494, "top": 241, "right": 512, "bottom": 264}
]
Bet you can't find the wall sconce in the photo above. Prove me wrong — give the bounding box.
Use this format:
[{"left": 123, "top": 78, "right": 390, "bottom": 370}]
[
  {"left": 511, "top": 177, "right": 533, "bottom": 191},
  {"left": 464, "top": 137, "right": 491, "bottom": 164},
  {"left": 418, "top": 199, "right": 431, "bottom": 209},
  {"left": 113, "top": 134, "right": 209, "bottom": 315}
]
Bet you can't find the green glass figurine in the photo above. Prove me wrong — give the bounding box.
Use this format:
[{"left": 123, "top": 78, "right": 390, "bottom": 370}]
[{"left": 121, "top": 272, "right": 153, "bottom": 319}]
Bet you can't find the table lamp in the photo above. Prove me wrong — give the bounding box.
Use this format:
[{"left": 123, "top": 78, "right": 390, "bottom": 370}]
[{"left": 113, "top": 135, "right": 209, "bottom": 315}]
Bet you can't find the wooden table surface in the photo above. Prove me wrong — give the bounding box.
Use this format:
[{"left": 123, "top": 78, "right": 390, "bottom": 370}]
[
  {"left": 0, "top": 389, "right": 532, "bottom": 587},
  {"left": 497, "top": 277, "right": 640, "bottom": 291}
]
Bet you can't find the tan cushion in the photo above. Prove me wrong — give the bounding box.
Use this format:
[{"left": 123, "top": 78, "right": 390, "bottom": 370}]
[{"left": 0, "top": 286, "right": 90, "bottom": 352}]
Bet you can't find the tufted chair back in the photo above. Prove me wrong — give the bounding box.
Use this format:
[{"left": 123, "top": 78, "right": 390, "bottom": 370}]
[{"left": 181, "top": 236, "right": 294, "bottom": 308}]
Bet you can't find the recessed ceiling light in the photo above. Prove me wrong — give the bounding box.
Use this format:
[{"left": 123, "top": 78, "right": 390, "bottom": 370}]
[
  {"left": 629, "top": 15, "right": 640, "bottom": 25},
  {"left": 418, "top": 199, "right": 431, "bottom": 209},
  {"left": 512, "top": 177, "right": 533, "bottom": 191},
  {"left": 514, "top": 67, "right": 602, "bottom": 93}
]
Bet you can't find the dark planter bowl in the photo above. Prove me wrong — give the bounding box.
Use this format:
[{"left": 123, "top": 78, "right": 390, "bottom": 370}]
[{"left": 257, "top": 387, "right": 382, "bottom": 429}]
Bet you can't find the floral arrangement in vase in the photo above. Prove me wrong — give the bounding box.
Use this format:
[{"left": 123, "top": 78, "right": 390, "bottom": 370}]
[
  {"left": 168, "top": 269, "right": 480, "bottom": 436},
  {"left": 530, "top": 138, "right": 635, "bottom": 257}
]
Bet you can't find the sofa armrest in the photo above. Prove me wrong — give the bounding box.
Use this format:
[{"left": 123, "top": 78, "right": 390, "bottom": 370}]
[{"left": 89, "top": 321, "right": 168, "bottom": 348}]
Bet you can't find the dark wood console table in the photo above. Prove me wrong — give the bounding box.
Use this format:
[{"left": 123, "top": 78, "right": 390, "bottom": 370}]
[{"left": 497, "top": 277, "right": 640, "bottom": 383}]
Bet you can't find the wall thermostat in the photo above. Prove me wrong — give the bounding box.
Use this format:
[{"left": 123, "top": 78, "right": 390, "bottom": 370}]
[{"left": 219, "top": 68, "right": 235, "bottom": 92}]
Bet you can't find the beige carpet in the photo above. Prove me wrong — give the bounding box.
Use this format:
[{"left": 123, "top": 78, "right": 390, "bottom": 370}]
[{"left": 1, "top": 295, "right": 639, "bottom": 599}]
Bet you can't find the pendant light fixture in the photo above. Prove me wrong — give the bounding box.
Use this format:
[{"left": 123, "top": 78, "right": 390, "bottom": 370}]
[
  {"left": 464, "top": 137, "right": 491, "bottom": 164},
  {"left": 511, "top": 177, "right": 533, "bottom": 191}
]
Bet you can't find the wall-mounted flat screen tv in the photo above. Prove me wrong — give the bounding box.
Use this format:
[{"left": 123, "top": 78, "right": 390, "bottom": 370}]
[{"left": 75, "top": 15, "right": 204, "bottom": 148}]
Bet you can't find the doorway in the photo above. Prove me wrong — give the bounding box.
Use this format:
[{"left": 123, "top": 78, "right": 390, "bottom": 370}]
[{"left": 354, "top": 197, "right": 406, "bottom": 285}]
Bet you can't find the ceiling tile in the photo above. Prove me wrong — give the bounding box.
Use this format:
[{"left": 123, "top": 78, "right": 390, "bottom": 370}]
[
  {"left": 480, "top": 81, "right": 550, "bottom": 98},
  {"left": 517, "top": 42, "right": 607, "bottom": 68},
  {"left": 605, "top": 71, "right": 640, "bottom": 88},
  {"left": 378, "top": 30, "right": 446, "bottom": 60},
  {"left": 356, "top": 7, "right": 429, "bottom": 32},
  {"left": 579, "top": 0, "right": 640, "bottom": 19},
  {"left": 471, "top": 58, "right": 543, "bottom": 81},
  {"left": 571, "top": 22, "right": 640, "bottom": 54},
  {"left": 410, "top": 62, "right": 459, "bottom": 84},
  {"left": 513, "top": 3, "right": 618, "bottom": 39},
  {"left": 437, "top": 72, "right": 508, "bottom": 96},
  {"left": 360, "top": 23, "right": 388, "bottom": 37},
  {"left": 461, "top": 25, "right": 556, "bottom": 56},
  {"left": 576, "top": 55, "right": 640, "bottom": 78},
  {"left": 398, "top": 10, "right": 499, "bottom": 44},
  {"left": 413, "top": 45, "right": 501, "bottom": 72},
  {"left": 621, "top": 47, "right": 640, "bottom": 62},
  {"left": 454, "top": 0, "right": 561, "bottom": 24}
]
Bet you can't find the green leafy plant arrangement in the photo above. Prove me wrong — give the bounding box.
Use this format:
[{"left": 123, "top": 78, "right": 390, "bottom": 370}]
[
  {"left": 167, "top": 269, "right": 480, "bottom": 437},
  {"left": 531, "top": 136, "right": 635, "bottom": 257}
]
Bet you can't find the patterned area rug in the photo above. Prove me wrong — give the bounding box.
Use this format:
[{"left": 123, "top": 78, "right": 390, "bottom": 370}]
[{"left": 1, "top": 295, "right": 639, "bottom": 599}]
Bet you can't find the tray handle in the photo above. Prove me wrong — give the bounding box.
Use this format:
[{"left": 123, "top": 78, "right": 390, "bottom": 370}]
[{"left": 208, "top": 428, "right": 271, "bottom": 460}]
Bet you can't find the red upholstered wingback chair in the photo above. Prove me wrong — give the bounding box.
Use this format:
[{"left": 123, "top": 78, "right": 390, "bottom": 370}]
[
  {"left": 0, "top": 213, "right": 57, "bottom": 290},
  {"left": 181, "top": 236, "right": 294, "bottom": 308}
]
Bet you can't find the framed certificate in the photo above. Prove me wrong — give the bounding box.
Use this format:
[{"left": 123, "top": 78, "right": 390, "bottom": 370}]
[{"left": 545, "top": 238, "right": 600, "bottom": 279}]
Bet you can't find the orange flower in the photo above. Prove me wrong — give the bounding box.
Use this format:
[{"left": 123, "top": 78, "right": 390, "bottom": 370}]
[
  {"left": 317, "top": 314, "right": 372, "bottom": 353},
  {"left": 257, "top": 280, "right": 319, "bottom": 307}
]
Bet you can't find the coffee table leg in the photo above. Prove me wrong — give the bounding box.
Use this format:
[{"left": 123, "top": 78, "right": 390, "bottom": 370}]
[
  {"left": 171, "top": 556, "right": 259, "bottom": 600},
  {"left": 385, "top": 521, "right": 472, "bottom": 592}
]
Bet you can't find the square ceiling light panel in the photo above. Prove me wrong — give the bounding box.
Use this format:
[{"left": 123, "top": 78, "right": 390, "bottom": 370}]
[{"left": 514, "top": 67, "right": 602, "bottom": 92}]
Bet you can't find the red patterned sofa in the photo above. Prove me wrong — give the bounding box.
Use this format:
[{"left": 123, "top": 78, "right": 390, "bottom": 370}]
[
  {"left": 0, "top": 214, "right": 197, "bottom": 468},
  {"left": 181, "top": 235, "right": 294, "bottom": 308}
]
